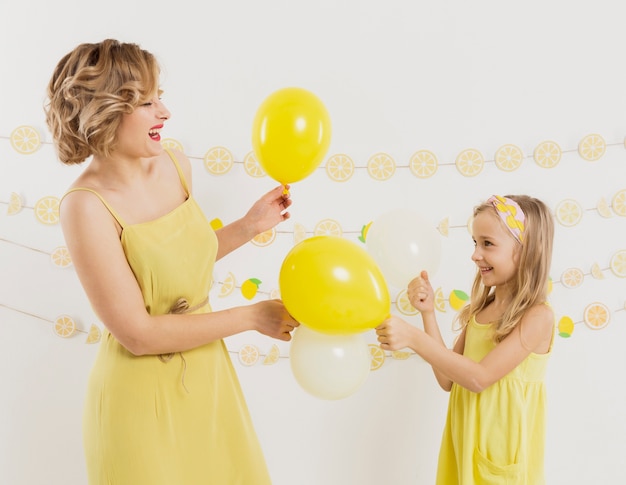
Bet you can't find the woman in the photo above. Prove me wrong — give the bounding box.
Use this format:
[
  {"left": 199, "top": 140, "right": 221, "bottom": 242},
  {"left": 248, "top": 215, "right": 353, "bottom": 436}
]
[{"left": 45, "top": 38, "right": 298, "bottom": 484}]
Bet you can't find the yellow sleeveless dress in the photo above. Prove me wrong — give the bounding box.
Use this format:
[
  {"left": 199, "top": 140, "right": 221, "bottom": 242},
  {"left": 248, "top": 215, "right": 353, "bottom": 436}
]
[
  {"left": 436, "top": 315, "right": 553, "bottom": 485},
  {"left": 70, "top": 150, "right": 271, "bottom": 485}
]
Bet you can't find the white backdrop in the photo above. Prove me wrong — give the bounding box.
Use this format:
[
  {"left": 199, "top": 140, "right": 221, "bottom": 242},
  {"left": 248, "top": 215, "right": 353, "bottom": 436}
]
[{"left": 1, "top": 1, "right": 626, "bottom": 484}]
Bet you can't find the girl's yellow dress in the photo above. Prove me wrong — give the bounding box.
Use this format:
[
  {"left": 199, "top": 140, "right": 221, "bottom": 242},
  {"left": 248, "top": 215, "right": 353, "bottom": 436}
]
[
  {"left": 69, "top": 150, "right": 271, "bottom": 485},
  {"left": 436, "top": 315, "right": 553, "bottom": 485}
]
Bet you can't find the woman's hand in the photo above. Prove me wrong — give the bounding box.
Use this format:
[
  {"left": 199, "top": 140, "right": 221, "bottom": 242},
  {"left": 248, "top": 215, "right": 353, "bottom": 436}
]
[
  {"left": 251, "top": 299, "right": 300, "bottom": 341},
  {"left": 244, "top": 184, "right": 292, "bottom": 235}
]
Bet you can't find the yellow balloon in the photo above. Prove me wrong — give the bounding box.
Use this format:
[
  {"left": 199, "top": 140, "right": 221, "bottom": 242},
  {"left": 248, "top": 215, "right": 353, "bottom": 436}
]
[
  {"left": 251, "top": 87, "right": 331, "bottom": 184},
  {"left": 279, "top": 236, "right": 390, "bottom": 334}
]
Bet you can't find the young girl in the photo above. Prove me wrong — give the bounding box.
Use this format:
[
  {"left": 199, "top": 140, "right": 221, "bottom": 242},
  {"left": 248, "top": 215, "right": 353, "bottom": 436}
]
[
  {"left": 376, "top": 195, "right": 555, "bottom": 484},
  {"left": 45, "top": 39, "right": 299, "bottom": 485}
]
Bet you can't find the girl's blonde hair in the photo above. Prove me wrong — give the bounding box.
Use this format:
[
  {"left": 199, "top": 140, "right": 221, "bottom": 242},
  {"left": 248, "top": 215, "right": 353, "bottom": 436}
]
[
  {"left": 44, "top": 39, "right": 160, "bottom": 165},
  {"left": 457, "top": 195, "right": 554, "bottom": 342}
]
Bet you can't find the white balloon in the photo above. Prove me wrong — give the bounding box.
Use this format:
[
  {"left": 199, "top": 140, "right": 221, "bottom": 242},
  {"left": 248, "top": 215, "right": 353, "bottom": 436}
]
[
  {"left": 366, "top": 209, "right": 442, "bottom": 288},
  {"left": 290, "top": 326, "right": 370, "bottom": 400}
]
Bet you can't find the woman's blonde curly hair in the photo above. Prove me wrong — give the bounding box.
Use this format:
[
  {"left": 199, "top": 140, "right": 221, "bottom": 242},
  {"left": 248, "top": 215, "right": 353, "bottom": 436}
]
[
  {"left": 44, "top": 39, "right": 160, "bottom": 165},
  {"left": 456, "top": 195, "right": 555, "bottom": 343}
]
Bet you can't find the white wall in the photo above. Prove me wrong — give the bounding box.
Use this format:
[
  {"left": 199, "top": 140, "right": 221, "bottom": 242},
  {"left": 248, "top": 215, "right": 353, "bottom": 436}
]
[{"left": 1, "top": 1, "right": 626, "bottom": 484}]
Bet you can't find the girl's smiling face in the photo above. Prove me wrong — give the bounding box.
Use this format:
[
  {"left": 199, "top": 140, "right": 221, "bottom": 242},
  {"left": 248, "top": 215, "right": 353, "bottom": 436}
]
[{"left": 471, "top": 209, "right": 521, "bottom": 287}]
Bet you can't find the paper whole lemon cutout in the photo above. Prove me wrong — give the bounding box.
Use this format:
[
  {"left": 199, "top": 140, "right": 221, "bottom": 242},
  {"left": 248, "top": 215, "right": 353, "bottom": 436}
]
[
  {"left": 160, "top": 138, "right": 184, "bottom": 152},
  {"left": 325, "top": 154, "right": 355, "bottom": 182},
  {"left": 10, "top": 125, "right": 41, "bottom": 154},
  {"left": 409, "top": 150, "right": 438, "bottom": 178},
  {"left": 610, "top": 250, "right": 626, "bottom": 277},
  {"left": 241, "top": 278, "right": 261, "bottom": 299},
  {"left": 494, "top": 144, "right": 523, "bottom": 172},
  {"left": 54, "top": 315, "right": 76, "bottom": 338},
  {"left": 368, "top": 344, "right": 386, "bottom": 371},
  {"left": 533, "top": 141, "right": 561, "bottom": 168},
  {"left": 263, "top": 344, "right": 281, "bottom": 365},
  {"left": 557, "top": 316, "right": 574, "bottom": 338},
  {"left": 252, "top": 228, "right": 276, "bottom": 247},
  {"left": 51, "top": 246, "right": 72, "bottom": 268},
  {"left": 611, "top": 189, "right": 626, "bottom": 216},
  {"left": 242, "top": 151, "right": 266, "bottom": 178},
  {"left": 449, "top": 290, "right": 469, "bottom": 311},
  {"left": 209, "top": 218, "right": 223, "bottom": 230},
  {"left": 314, "top": 218, "right": 342, "bottom": 237},
  {"left": 455, "top": 149, "right": 484, "bottom": 177},
  {"left": 396, "top": 289, "right": 418, "bottom": 316},
  {"left": 578, "top": 134, "right": 605, "bottom": 161},
  {"left": 555, "top": 199, "right": 583, "bottom": 226},
  {"left": 34, "top": 196, "right": 60, "bottom": 225},
  {"left": 7, "top": 192, "right": 23, "bottom": 215},
  {"left": 583, "top": 302, "right": 610, "bottom": 330},
  {"left": 560, "top": 267, "right": 584, "bottom": 289},
  {"left": 85, "top": 324, "right": 102, "bottom": 344},
  {"left": 367, "top": 152, "right": 396, "bottom": 181},
  {"left": 238, "top": 344, "right": 260, "bottom": 366},
  {"left": 204, "top": 146, "right": 233, "bottom": 175}
]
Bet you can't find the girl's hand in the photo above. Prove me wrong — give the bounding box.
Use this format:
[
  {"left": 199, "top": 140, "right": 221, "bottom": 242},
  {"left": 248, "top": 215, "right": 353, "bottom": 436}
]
[
  {"left": 407, "top": 270, "right": 435, "bottom": 314},
  {"left": 244, "top": 184, "right": 292, "bottom": 235},
  {"left": 375, "top": 315, "right": 419, "bottom": 351},
  {"left": 252, "top": 299, "right": 299, "bottom": 341}
]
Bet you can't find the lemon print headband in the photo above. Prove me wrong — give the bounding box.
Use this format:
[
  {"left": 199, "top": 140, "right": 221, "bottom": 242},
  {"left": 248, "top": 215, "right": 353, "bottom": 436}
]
[{"left": 488, "top": 195, "right": 526, "bottom": 243}]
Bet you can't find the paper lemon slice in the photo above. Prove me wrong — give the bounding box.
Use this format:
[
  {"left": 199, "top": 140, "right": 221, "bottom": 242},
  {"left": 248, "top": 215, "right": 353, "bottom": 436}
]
[
  {"left": 560, "top": 267, "right": 584, "bottom": 289},
  {"left": 455, "top": 149, "right": 484, "bottom": 177},
  {"left": 263, "top": 344, "right": 281, "bottom": 365},
  {"left": 533, "top": 141, "right": 561, "bottom": 168},
  {"left": 34, "top": 196, "right": 60, "bottom": 225},
  {"left": 51, "top": 246, "right": 72, "bottom": 268},
  {"left": 391, "top": 350, "right": 411, "bottom": 360},
  {"left": 396, "top": 289, "right": 418, "bottom": 316},
  {"left": 437, "top": 217, "right": 449, "bottom": 237},
  {"left": 203, "top": 146, "right": 233, "bottom": 175},
  {"left": 596, "top": 198, "right": 612, "bottom": 218},
  {"left": 578, "top": 134, "right": 605, "bottom": 161},
  {"left": 160, "top": 138, "right": 184, "bottom": 152},
  {"left": 583, "top": 302, "right": 610, "bottom": 330},
  {"left": 54, "top": 315, "right": 76, "bottom": 338},
  {"left": 218, "top": 272, "right": 236, "bottom": 297},
  {"left": 367, "top": 152, "right": 396, "bottom": 181},
  {"left": 7, "top": 192, "right": 23, "bottom": 215},
  {"left": 368, "top": 344, "right": 386, "bottom": 371},
  {"left": 611, "top": 189, "right": 626, "bottom": 216},
  {"left": 85, "top": 324, "right": 102, "bottom": 344},
  {"left": 10, "top": 125, "right": 41, "bottom": 154},
  {"left": 434, "top": 287, "right": 446, "bottom": 312},
  {"left": 555, "top": 199, "right": 582, "bottom": 226},
  {"left": 269, "top": 288, "right": 281, "bottom": 299},
  {"left": 610, "top": 250, "right": 626, "bottom": 277},
  {"left": 590, "top": 263, "right": 604, "bottom": 280},
  {"left": 494, "top": 144, "right": 523, "bottom": 172},
  {"left": 251, "top": 228, "right": 276, "bottom": 247},
  {"left": 293, "top": 222, "right": 307, "bottom": 245},
  {"left": 243, "top": 151, "right": 266, "bottom": 178},
  {"left": 409, "top": 150, "right": 438, "bottom": 178},
  {"left": 326, "top": 154, "right": 355, "bottom": 182},
  {"left": 238, "top": 344, "right": 260, "bottom": 366},
  {"left": 314, "top": 218, "right": 342, "bottom": 237}
]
